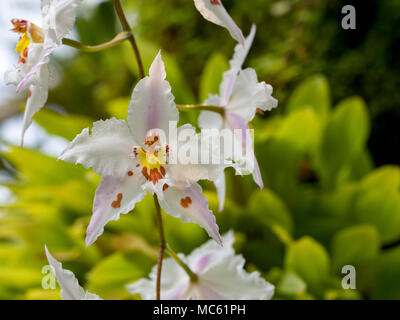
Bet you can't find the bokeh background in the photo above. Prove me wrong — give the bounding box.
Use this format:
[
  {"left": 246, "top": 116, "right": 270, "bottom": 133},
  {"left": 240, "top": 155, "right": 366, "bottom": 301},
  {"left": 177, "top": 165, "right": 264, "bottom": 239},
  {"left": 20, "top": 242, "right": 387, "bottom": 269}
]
[{"left": 0, "top": 0, "right": 399, "bottom": 300}]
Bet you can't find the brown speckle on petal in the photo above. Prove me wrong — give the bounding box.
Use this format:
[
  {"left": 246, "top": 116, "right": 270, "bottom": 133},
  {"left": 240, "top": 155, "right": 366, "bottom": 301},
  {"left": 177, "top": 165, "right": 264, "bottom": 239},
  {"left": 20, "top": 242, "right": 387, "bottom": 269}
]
[
  {"left": 111, "top": 193, "right": 123, "bottom": 208},
  {"left": 180, "top": 196, "right": 192, "bottom": 208}
]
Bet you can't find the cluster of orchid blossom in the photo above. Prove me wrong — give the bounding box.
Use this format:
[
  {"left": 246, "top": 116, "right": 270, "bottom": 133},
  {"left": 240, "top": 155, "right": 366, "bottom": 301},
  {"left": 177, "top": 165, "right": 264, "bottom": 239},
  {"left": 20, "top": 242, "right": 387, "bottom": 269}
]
[{"left": 5, "top": 0, "right": 277, "bottom": 300}]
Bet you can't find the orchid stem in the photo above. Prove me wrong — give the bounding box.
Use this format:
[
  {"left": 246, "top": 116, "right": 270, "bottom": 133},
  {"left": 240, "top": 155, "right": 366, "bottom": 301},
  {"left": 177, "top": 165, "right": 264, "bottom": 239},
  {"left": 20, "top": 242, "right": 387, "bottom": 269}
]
[
  {"left": 177, "top": 104, "right": 225, "bottom": 115},
  {"left": 153, "top": 194, "right": 165, "bottom": 300},
  {"left": 62, "top": 31, "right": 131, "bottom": 52},
  {"left": 165, "top": 244, "right": 198, "bottom": 282},
  {"left": 113, "top": 0, "right": 145, "bottom": 79}
]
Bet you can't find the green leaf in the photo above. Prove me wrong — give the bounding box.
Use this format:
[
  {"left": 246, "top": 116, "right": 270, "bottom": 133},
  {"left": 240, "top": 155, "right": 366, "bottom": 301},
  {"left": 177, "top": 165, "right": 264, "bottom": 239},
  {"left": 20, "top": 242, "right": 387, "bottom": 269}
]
[
  {"left": 331, "top": 225, "right": 379, "bottom": 272},
  {"left": 199, "top": 52, "right": 229, "bottom": 102},
  {"left": 0, "top": 267, "right": 43, "bottom": 290},
  {"left": 248, "top": 189, "right": 293, "bottom": 234},
  {"left": 373, "top": 246, "right": 400, "bottom": 299},
  {"left": 360, "top": 165, "right": 400, "bottom": 192},
  {"left": 277, "top": 271, "right": 307, "bottom": 296},
  {"left": 275, "top": 107, "right": 322, "bottom": 152},
  {"left": 105, "top": 97, "right": 130, "bottom": 119},
  {"left": 285, "top": 237, "right": 330, "bottom": 291},
  {"left": 287, "top": 75, "right": 330, "bottom": 117},
  {"left": 87, "top": 252, "right": 155, "bottom": 299},
  {"left": 353, "top": 187, "right": 400, "bottom": 244},
  {"left": 4, "top": 148, "right": 87, "bottom": 185},
  {"left": 318, "top": 96, "right": 369, "bottom": 187},
  {"left": 34, "top": 109, "right": 93, "bottom": 141}
]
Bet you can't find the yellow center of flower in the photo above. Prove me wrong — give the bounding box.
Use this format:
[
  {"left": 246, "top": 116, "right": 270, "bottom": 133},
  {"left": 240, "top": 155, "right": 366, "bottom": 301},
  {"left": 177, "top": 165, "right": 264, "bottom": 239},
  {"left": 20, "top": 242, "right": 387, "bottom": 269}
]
[
  {"left": 137, "top": 146, "right": 167, "bottom": 170},
  {"left": 133, "top": 135, "right": 169, "bottom": 185},
  {"left": 15, "top": 32, "right": 31, "bottom": 57}
]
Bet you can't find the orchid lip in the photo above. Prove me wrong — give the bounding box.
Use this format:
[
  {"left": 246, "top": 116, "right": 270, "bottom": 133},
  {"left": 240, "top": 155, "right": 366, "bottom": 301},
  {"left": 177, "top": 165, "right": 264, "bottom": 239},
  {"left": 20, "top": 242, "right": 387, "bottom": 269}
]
[{"left": 133, "top": 134, "right": 170, "bottom": 184}]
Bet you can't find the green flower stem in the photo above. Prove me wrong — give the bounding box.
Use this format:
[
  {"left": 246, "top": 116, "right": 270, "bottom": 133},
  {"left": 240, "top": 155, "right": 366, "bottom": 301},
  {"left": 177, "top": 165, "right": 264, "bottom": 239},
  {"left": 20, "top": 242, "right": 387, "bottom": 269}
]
[
  {"left": 113, "top": 0, "right": 145, "bottom": 79},
  {"left": 62, "top": 31, "right": 131, "bottom": 53},
  {"left": 165, "top": 244, "right": 198, "bottom": 282},
  {"left": 177, "top": 104, "right": 225, "bottom": 115},
  {"left": 153, "top": 194, "right": 165, "bottom": 300}
]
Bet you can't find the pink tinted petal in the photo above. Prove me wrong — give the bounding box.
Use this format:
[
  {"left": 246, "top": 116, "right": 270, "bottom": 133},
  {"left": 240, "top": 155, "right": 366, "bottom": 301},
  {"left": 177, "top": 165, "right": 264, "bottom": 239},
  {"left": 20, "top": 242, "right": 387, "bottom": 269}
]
[
  {"left": 163, "top": 282, "right": 190, "bottom": 300},
  {"left": 194, "top": 0, "right": 245, "bottom": 45},
  {"left": 16, "top": 44, "right": 55, "bottom": 93},
  {"left": 195, "top": 281, "right": 225, "bottom": 300},
  {"left": 192, "top": 252, "right": 214, "bottom": 274},
  {"left": 127, "top": 52, "right": 178, "bottom": 146},
  {"left": 219, "top": 25, "right": 256, "bottom": 104},
  {"left": 86, "top": 173, "right": 147, "bottom": 246},
  {"left": 226, "top": 111, "right": 264, "bottom": 189},
  {"left": 158, "top": 182, "right": 222, "bottom": 245}
]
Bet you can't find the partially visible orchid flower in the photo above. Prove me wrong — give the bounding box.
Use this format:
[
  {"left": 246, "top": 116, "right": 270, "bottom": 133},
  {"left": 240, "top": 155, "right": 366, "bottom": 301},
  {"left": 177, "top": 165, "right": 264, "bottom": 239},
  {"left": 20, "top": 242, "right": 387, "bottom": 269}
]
[
  {"left": 199, "top": 25, "right": 278, "bottom": 211},
  {"left": 59, "top": 52, "right": 224, "bottom": 247},
  {"left": 4, "top": 0, "right": 83, "bottom": 146},
  {"left": 193, "top": 0, "right": 245, "bottom": 45},
  {"left": 127, "top": 231, "right": 274, "bottom": 300},
  {"left": 45, "top": 246, "right": 101, "bottom": 300}
]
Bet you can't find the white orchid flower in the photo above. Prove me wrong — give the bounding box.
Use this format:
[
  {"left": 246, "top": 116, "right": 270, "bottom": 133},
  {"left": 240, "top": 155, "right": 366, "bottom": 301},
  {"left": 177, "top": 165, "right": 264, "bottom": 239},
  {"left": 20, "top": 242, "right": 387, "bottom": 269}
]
[
  {"left": 4, "top": 0, "right": 83, "bottom": 146},
  {"left": 127, "top": 231, "right": 274, "bottom": 300},
  {"left": 59, "top": 52, "right": 224, "bottom": 247},
  {"left": 194, "top": 0, "right": 245, "bottom": 45},
  {"left": 199, "top": 25, "right": 278, "bottom": 211},
  {"left": 45, "top": 246, "right": 101, "bottom": 300}
]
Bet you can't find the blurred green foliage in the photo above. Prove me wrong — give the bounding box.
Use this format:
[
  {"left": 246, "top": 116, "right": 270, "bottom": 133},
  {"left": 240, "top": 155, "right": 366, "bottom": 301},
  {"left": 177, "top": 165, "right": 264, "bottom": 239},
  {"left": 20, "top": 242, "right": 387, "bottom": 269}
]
[{"left": 0, "top": 0, "right": 399, "bottom": 300}]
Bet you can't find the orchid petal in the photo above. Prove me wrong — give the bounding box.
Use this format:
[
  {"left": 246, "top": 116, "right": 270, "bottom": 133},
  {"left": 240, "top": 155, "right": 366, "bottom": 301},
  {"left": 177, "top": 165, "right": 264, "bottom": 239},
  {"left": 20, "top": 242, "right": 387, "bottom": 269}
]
[
  {"left": 41, "top": 0, "right": 83, "bottom": 44},
  {"left": 21, "top": 64, "right": 49, "bottom": 147},
  {"left": 198, "top": 111, "right": 223, "bottom": 130},
  {"left": 226, "top": 111, "right": 264, "bottom": 189},
  {"left": 219, "top": 25, "right": 256, "bottom": 105},
  {"left": 194, "top": 282, "right": 226, "bottom": 299},
  {"left": 227, "top": 68, "right": 277, "bottom": 122},
  {"left": 127, "top": 255, "right": 189, "bottom": 300},
  {"left": 201, "top": 253, "right": 274, "bottom": 299},
  {"left": 190, "top": 231, "right": 274, "bottom": 299},
  {"left": 59, "top": 118, "right": 137, "bottom": 178},
  {"left": 189, "top": 230, "right": 235, "bottom": 273},
  {"left": 127, "top": 52, "right": 179, "bottom": 146},
  {"left": 194, "top": 0, "right": 244, "bottom": 45},
  {"left": 167, "top": 124, "right": 224, "bottom": 183},
  {"left": 45, "top": 246, "right": 101, "bottom": 300},
  {"left": 158, "top": 182, "right": 222, "bottom": 244},
  {"left": 213, "top": 171, "right": 226, "bottom": 212},
  {"left": 16, "top": 44, "right": 55, "bottom": 93},
  {"left": 86, "top": 173, "right": 147, "bottom": 247}
]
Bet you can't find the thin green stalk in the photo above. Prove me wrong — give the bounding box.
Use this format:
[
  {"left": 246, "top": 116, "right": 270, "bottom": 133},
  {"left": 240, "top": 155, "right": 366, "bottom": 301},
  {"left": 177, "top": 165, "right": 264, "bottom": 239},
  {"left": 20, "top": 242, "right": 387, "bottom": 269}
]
[
  {"left": 153, "top": 194, "right": 165, "bottom": 300},
  {"left": 62, "top": 31, "right": 131, "bottom": 52},
  {"left": 113, "top": 0, "right": 145, "bottom": 79},
  {"left": 165, "top": 244, "right": 198, "bottom": 282},
  {"left": 177, "top": 104, "right": 225, "bottom": 115}
]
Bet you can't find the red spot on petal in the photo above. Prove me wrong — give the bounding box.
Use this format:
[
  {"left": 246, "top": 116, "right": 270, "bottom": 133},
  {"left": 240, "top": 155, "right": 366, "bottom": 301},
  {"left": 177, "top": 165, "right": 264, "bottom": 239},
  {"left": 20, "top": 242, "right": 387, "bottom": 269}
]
[
  {"left": 160, "top": 166, "right": 166, "bottom": 177},
  {"left": 23, "top": 47, "right": 28, "bottom": 58},
  {"left": 111, "top": 193, "right": 123, "bottom": 208},
  {"left": 28, "top": 90, "right": 32, "bottom": 99},
  {"left": 136, "top": 164, "right": 140, "bottom": 167},
  {"left": 162, "top": 183, "right": 169, "bottom": 191},
  {"left": 180, "top": 196, "right": 192, "bottom": 208},
  {"left": 149, "top": 168, "right": 162, "bottom": 185},
  {"left": 142, "top": 167, "right": 149, "bottom": 180},
  {"left": 210, "top": 0, "right": 221, "bottom": 5},
  {"left": 127, "top": 171, "right": 134, "bottom": 176}
]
